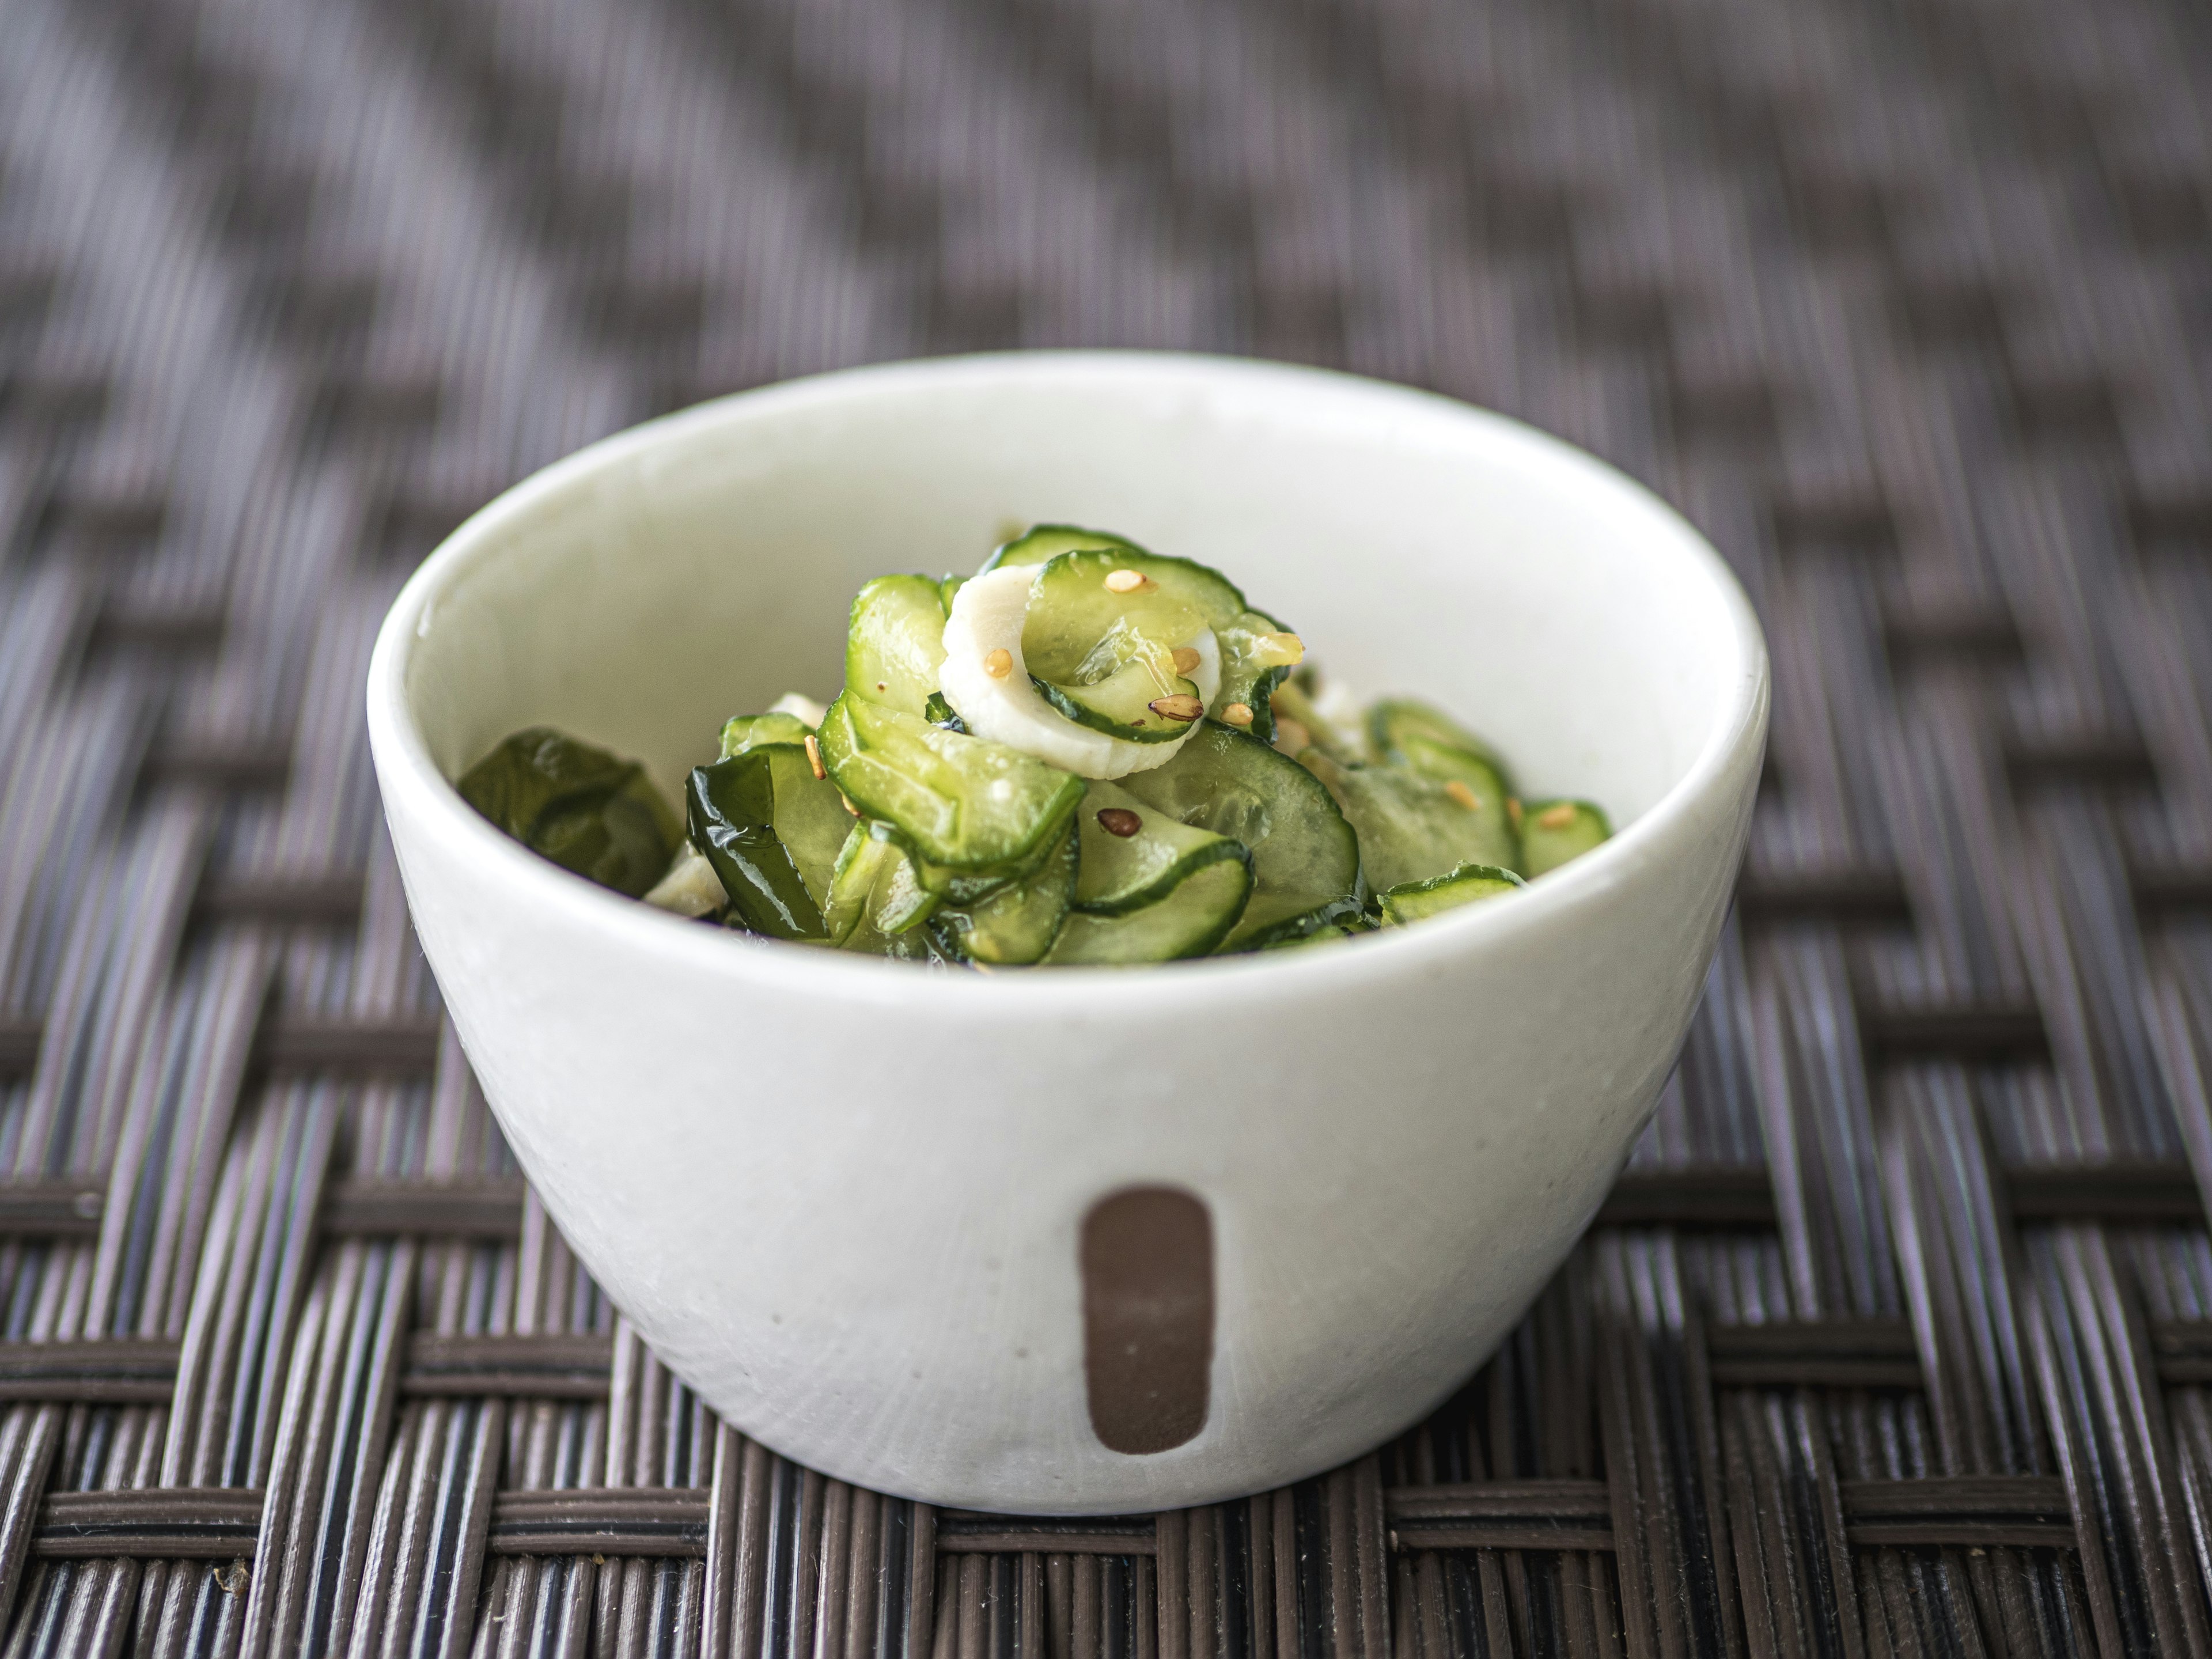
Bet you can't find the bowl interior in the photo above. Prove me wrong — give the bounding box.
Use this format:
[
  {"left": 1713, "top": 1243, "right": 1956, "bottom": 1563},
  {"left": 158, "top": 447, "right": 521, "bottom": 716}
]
[{"left": 399, "top": 355, "right": 1751, "bottom": 832}]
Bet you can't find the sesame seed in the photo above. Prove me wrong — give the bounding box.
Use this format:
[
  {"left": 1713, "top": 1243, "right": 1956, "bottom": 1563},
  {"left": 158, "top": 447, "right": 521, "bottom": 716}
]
[
  {"left": 984, "top": 647, "right": 1013, "bottom": 679},
  {"left": 1171, "top": 646, "right": 1202, "bottom": 676},
  {"left": 876, "top": 681, "right": 887, "bottom": 692},
  {"left": 1507, "top": 797, "right": 1524, "bottom": 828},
  {"left": 840, "top": 794, "right": 861, "bottom": 816},
  {"left": 1445, "top": 779, "right": 1479, "bottom": 810},
  {"left": 1536, "top": 802, "right": 1578, "bottom": 831},
  {"left": 1274, "top": 717, "right": 1312, "bottom": 754},
  {"left": 802, "top": 734, "right": 827, "bottom": 779},
  {"left": 1104, "top": 568, "right": 1146, "bottom": 593},
  {"left": 1222, "top": 702, "right": 1254, "bottom": 726},
  {"left": 1096, "top": 807, "right": 1143, "bottom": 838},
  {"left": 1148, "top": 694, "right": 1204, "bottom": 722}
]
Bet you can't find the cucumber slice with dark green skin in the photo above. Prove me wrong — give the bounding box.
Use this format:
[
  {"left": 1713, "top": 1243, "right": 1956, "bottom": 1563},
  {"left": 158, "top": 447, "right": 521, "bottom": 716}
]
[
  {"left": 459, "top": 728, "right": 679, "bottom": 899},
  {"left": 1116, "top": 724, "right": 1362, "bottom": 949},
  {"left": 1032, "top": 666, "right": 1196, "bottom": 744},
  {"left": 1520, "top": 800, "right": 1611, "bottom": 877},
  {"left": 847, "top": 575, "right": 949, "bottom": 717},
  {"left": 753, "top": 744, "right": 853, "bottom": 906},
  {"left": 989, "top": 531, "right": 1300, "bottom": 745},
  {"left": 1376, "top": 736, "right": 1518, "bottom": 872},
  {"left": 685, "top": 752, "right": 828, "bottom": 941},
  {"left": 980, "top": 524, "right": 1148, "bottom": 574},
  {"left": 719, "top": 711, "right": 815, "bottom": 758},
  {"left": 929, "top": 820, "right": 1077, "bottom": 965},
  {"left": 1302, "top": 752, "right": 1514, "bottom": 895},
  {"left": 1368, "top": 699, "right": 1515, "bottom": 794},
  {"left": 815, "top": 694, "right": 1085, "bottom": 873},
  {"left": 922, "top": 691, "right": 969, "bottom": 733},
  {"left": 1021, "top": 549, "right": 1213, "bottom": 741},
  {"left": 938, "top": 574, "right": 967, "bottom": 614},
  {"left": 1211, "top": 611, "right": 1298, "bottom": 744},
  {"left": 1042, "top": 783, "right": 1252, "bottom": 964},
  {"left": 825, "top": 820, "right": 940, "bottom": 942},
  {"left": 1378, "top": 861, "right": 1525, "bottom": 925}
]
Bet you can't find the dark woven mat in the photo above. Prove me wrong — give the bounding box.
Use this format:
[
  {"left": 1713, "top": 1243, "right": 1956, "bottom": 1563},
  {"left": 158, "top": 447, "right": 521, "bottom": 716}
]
[{"left": 0, "top": 0, "right": 2207, "bottom": 1652}]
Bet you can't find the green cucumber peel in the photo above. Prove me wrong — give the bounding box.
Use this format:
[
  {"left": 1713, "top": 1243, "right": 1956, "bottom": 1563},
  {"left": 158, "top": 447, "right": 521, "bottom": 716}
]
[
  {"left": 1520, "top": 799, "right": 1611, "bottom": 877},
  {"left": 1369, "top": 699, "right": 1515, "bottom": 794},
  {"left": 1305, "top": 751, "right": 1518, "bottom": 891},
  {"left": 685, "top": 751, "right": 830, "bottom": 941},
  {"left": 815, "top": 694, "right": 1085, "bottom": 872},
  {"left": 929, "top": 819, "right": 1078, "bottom": 965},
  {"left": 1378, "top": 861, "right": 1525, "bottom": 925},
  {"left": 459, "top": 727, "right": 679, "bottom": 900},
  {"left": 847, "top": 574, "right": 950, "bottom": 717},
  {"left": 1116, "top": 724, "right": 1362, "bottom": 950},
  {"left": 719, "top": 711, "right": 815, "bottom": 758}
]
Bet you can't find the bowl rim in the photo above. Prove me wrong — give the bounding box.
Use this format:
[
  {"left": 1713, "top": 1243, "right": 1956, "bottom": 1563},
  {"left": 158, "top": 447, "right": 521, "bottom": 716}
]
[{"left": 366, "top": 349, "right": 1770, "bottom": 1012}]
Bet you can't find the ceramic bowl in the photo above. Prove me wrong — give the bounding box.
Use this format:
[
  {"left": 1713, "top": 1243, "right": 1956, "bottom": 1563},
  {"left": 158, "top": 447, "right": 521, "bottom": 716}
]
[{"left": 366, "top": 352, "right": 1767, "bottom": 1514}]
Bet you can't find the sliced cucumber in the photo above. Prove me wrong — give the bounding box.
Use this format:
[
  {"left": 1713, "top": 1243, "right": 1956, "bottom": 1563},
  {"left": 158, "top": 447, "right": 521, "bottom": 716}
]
[
  {"left": 980, "top": 524, "right": 1148, "bottom": 574},
  {"left": 825, "top": 820, "right": 939, "bottom": 943},
  {"left": 719, "top": 711, "right": 815, "bottom": 758},
  {"left": 755, "top": 744, "right": 851, "bottom": 907},
  {"left": 1378, "top": 861, "right": 1525, "bottom": 925},
  {"left": 1047, "top": 862, "right": 1253, "bottom": 964},
  {"left": 1302, "top": 751, "right": 1514, "bottom": 895},
  {"left": 685, "top": 752, "right": 828, "bottom": 941},
  {"left": 938, "top": 573, "right": 968, "bottom": 615},
  {"left": 994, "top": 536, "right": 1300, "bottom": 745},
  {"left": 930, "top": 820, "right": 1077, "bottom": 965},
  {"left": 1369, "top": 699, "right": 1512, "bottom": 786},
  {"left": 459, "top": 728, "right": 679, "bottom": 900},
  {"left": 1021, "top": 549, "right": 1216, "bottom": 742},
  {"left": 922, "top": 691, "right": 969, "bottom": 733},
  {"left": 847, "top": 575, "right": 949, "bottom": 717},
  {"left": 1032, "top": 662, "right": 1197, "bottom": 744},
  {"left": 815, "top": 694, "right": 1085, "bottom": 873},
  {"left": 1210, "top": 611, "right": 1301, "bottom": 744},
  {"left": 1116, "top": 724, "right": 1361, "bottom": 949},
  {"left": 1521, "top": 799, "right": 1611, "bottom": 877},
  {"left": 1373, "top": 737, "right": 1518, "bottom": 871},
  {"left": 1043, "top": 783, "right": 1252, "bottom": 964}
]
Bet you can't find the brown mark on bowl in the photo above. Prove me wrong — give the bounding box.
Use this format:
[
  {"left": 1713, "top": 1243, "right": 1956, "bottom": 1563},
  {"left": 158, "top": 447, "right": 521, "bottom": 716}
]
[{"left": 1080, "top": 1186, "right": 1213, "bottom": 1455}]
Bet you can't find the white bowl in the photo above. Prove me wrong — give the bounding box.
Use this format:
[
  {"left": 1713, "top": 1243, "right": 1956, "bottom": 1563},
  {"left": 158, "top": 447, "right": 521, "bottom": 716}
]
[{"left": 366, "top": 353, "right": 1767, "bottom": 1513}]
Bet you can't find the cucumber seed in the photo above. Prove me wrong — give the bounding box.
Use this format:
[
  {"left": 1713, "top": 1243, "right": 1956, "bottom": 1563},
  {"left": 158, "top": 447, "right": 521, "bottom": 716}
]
[
  {"left": 984, "top": 647, "right": 1014, "bottom": 679},
  {"left": 1536, "top": 802, "right": 1577, "bottom": 831},
  {"left": 1222, "top": 702, "right": 1255, "bottom": 727},
  {"left": 1444, "top": 779, "right": 1479, "bottom": 810},
  {"left": 1096, "top": 807, "right": 1143, "bottom": 837},
  {"left": 1103, "top": 568, "right": 1147, "bottom": 593},
  {"left": 803, "top": 734, "right": 827, "bottom": 780},
  {"left": 1148, "top": 694, "right": 1204, "bottom": 723},
  {"left": 1171, "top": 646, "right": 1202, "bottom": 676}
]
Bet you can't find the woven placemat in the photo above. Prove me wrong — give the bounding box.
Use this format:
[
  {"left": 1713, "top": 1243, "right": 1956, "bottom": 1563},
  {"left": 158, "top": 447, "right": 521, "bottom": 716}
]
[{"left": 2, "top": 0, "right": 2208, "bottom": 1651}]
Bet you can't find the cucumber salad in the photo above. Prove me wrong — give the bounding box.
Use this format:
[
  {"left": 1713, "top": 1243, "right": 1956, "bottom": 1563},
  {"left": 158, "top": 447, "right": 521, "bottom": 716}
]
[{"left": 457, "top": 525, "right": 1611, "bottom": 967}]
